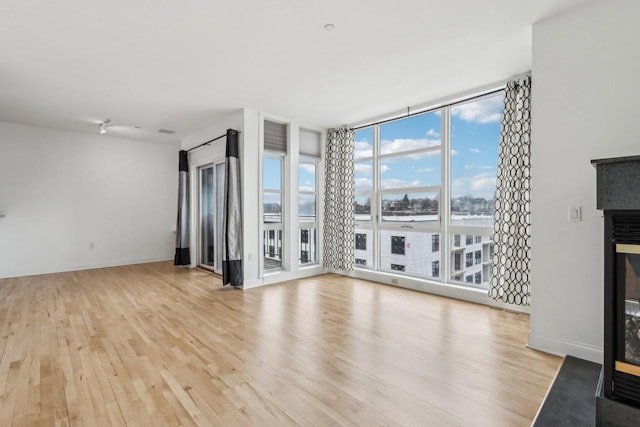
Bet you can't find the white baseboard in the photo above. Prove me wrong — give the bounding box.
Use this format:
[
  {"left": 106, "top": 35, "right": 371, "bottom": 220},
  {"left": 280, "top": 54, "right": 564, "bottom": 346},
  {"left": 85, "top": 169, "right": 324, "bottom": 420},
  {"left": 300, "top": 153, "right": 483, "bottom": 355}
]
[
  {"left": 337, "top": 268, "right": 531, "bottom": 314},
  {"left": 242, "top": 278, "right": 264, "bottom": 289},
  {"left": 251, "top": 265, "right": 328, "bottom": 289},
  {"left": 527, "top": 332, "right": 603, "bottom": 364},
  {"left": 0, "top": 256, "right": 173, "bottom": 279}
]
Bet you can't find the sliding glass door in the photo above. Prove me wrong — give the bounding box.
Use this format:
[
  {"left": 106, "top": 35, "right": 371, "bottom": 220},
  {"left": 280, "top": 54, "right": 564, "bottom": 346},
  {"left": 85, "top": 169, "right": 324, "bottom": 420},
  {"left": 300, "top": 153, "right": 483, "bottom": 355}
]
[
  {"left": 198, "top": 162, "right": 225, "bottom": 274},
  {"left": 215, "top": 162, "right": 225, "bottom": 271}
]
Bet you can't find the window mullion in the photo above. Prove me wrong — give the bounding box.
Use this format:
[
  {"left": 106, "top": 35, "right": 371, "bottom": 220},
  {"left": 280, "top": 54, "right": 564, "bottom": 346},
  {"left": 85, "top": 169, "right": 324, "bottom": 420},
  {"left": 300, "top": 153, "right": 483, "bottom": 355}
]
[
  {"left": 378, "top": 145, "right": 441, "bottom": 160},
  {"left": 442, "top": 106, "right": 451, "bottom": 284},
  {"left": 378, "top": 185, "right": 440, "bottom": 195},
  {"left": 373, "top": 124, "right": 380, "bottom": 271}
]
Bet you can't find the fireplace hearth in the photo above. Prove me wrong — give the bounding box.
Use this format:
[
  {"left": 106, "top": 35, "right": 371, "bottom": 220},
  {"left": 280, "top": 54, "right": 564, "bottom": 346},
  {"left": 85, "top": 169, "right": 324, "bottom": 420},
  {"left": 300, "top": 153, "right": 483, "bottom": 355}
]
[{"left": 593, "top": 155, "right": 640, "bottom": 426}]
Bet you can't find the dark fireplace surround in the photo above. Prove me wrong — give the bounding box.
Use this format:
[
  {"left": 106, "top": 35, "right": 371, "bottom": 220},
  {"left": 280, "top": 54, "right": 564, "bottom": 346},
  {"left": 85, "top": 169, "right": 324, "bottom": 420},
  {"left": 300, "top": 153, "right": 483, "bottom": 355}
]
[{"left": 593, "top": 155, "right": 640, "bottom": 425}]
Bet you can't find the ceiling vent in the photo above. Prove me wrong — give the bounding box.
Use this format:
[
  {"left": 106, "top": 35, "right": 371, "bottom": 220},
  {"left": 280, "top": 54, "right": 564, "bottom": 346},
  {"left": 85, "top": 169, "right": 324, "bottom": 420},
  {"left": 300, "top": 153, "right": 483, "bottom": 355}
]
[{"left": 157, "top": 129, "right": 175, "bottom": 134}]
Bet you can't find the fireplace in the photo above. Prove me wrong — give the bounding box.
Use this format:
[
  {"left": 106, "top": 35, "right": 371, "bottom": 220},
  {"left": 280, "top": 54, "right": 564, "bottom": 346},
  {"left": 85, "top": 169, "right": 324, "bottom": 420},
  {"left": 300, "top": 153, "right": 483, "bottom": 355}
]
[
  {"left": 593, "top": 156, "right": 640, "bottom": 422},
  {"left": 620, "top": 244, "right": 640, "bottom": 369},
  {"left": 606, "top": 214, "right": 640, "bottom": 404}
]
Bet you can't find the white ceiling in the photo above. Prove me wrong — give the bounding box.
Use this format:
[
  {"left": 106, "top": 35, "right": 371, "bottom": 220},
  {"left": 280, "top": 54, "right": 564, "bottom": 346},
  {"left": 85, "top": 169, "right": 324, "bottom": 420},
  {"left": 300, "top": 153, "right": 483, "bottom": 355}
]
[{"left": 1, "top": 0, "right": 594, "bottom": 143}]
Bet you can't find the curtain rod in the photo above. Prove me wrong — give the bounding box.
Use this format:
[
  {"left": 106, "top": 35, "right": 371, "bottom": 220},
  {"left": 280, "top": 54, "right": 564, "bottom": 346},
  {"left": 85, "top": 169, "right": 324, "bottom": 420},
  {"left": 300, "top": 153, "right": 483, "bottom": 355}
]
[
  {"left": 186, "top": 130, "right": 242, "bottom": 153},
  {"left": 351, "top": 88, "right": 506, "bottom": 131}
]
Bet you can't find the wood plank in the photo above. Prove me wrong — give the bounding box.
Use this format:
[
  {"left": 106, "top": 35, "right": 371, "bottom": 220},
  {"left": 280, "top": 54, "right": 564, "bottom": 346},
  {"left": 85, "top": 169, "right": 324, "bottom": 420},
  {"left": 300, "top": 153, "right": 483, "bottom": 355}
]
[{"left": 0, "top": 261, "right": 561, "bottom": 426}]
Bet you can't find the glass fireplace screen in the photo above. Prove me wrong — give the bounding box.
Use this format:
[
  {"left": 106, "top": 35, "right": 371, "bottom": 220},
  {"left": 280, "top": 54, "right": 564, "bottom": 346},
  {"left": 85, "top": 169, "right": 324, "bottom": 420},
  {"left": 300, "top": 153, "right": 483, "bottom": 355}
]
[{"left": 618, "top": 244, "right": 640, "bottom": 371}]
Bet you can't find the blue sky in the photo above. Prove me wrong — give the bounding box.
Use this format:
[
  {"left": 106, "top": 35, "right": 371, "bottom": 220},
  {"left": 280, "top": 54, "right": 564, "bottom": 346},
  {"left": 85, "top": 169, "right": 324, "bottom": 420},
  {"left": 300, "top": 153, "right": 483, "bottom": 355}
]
[
  {"left": 263, "top": 157, "right": 282, "bottom": 191},
  {"left": 355, "top": 93, "right": 504, "bottom": 199},
  {"left": 263, "top": 92, "right": 504, "bottom": 202},
  {"left": 263, "top": 158, "right": 317, "bottom": 193}
]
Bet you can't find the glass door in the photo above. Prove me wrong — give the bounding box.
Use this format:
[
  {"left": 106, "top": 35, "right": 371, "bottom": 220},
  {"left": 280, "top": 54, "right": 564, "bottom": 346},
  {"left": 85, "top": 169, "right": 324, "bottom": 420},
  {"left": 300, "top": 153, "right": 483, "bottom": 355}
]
[
  {"left": 199, "top": 165, "right": 215, "bottom": 270},
  {"left": 617, "top": 244, "right": 640, "bottom": 369},
  {"left": 215, "top": 162, "right": 225, "bottom": 274},
  {"left": 198, "top": 162, "right": 225, "bottom": 274}
]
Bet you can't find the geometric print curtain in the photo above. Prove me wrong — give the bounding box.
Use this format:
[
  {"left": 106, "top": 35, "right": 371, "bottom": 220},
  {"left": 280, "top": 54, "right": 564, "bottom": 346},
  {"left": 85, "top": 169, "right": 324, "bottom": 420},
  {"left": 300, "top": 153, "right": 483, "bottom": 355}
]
[
  {"left": 489, "top": 76, "right": 532, "bottom": 306},
  {"left": 323, "top": 127, "right": 356, "bottom": 271}
]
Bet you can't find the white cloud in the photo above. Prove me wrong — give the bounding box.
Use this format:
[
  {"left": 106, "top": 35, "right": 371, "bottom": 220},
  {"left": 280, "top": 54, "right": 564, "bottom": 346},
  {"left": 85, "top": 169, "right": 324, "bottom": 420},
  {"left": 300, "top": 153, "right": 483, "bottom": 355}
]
[
  {"left": 355, "top": 178, "right": 372, "bottom": 190},
  {"left": 471, "top": 176, "right": 497, "bottom": 192},
  {"left": 380, "top": 138, "right": 440, "bottom": 155},
  {"left": 380, "top": 165, "right": 390, "bottom": 173},
  {"left": 299, "top": 180, "right": 315, "bottom": 192},
  {"left": 451, "top": 149, "right": 459, "bottom": 156},
  {"left": 263, "top": 193, "right": 280, "bottom": 204},
  {"left": 382, "top": 178, "right": 421, "bottom": 188},
  {"left": 299, "top": 164, "right": 315, "bottom": 173},
  {"left": 451, "top": 94, "right": 504, "bottom": 124},
  {"left": 469, "top": 148, "right": 480, "bottom": 153},
  {"left": 354, "top": 163, "right": 372, "bottom": 174},
  {"left": 464, "top": 164, "right": 475, "bottom": 170},
  {"left": 452, "top": 172, "right": 497, "bottom": 199},
  {"left": 411, "top": 167, "right": 434, "bottom": 173},
  {"left": 477, "top": 165, "right": 494, "bottom": 170},
  {"left": 354, "top": 140, "right": 373, "bottom": 159},
  {"left": 426, "top": 128, "right": 440, "bottom": 138}
]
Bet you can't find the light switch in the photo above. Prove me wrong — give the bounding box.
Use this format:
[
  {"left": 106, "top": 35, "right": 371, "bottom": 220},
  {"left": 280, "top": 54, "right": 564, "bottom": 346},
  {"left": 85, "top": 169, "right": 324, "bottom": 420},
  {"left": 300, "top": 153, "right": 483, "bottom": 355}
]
[{"left": 569, "top": 206, "right": 582, "bottom": 222}]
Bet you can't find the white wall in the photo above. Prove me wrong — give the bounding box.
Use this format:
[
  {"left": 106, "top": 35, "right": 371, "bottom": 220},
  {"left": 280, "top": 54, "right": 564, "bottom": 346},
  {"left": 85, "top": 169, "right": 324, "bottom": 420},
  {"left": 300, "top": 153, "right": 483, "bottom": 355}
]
[
  {"left": 0, "top": 122, "right": 179, "bottom": 278},
  {"left": 529, "top": 0, "right": 640, "bottom": 363}
]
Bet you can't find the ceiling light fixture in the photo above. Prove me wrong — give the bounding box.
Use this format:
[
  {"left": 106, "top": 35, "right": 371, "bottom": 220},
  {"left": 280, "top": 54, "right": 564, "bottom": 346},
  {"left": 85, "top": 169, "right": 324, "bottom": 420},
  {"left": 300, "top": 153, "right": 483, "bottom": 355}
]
[
  {"left": 99, "top": 119, "right": 111, "bottom": 134},
  {"left": 324, "top": 23, "right": 335, "bottom": 32}
]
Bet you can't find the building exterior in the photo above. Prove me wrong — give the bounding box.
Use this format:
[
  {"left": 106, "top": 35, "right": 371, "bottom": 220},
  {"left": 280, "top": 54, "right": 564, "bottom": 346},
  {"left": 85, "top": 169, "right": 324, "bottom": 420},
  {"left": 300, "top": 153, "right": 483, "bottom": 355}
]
[{"left": 355, "top": 214, "right": 493, "bottom": 287}]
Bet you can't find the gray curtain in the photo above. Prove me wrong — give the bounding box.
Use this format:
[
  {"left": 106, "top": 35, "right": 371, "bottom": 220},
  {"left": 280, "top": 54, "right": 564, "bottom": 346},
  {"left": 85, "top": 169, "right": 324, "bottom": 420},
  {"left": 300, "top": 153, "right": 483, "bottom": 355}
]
[
  {"left": 489, "top": 76, "right": 532, "bottom": 306},
  {"left": 174, "top": 150, "right": 190, "bottom": 265},
  {"left": 323, "top": 127, "right": 355, "bottom": 270},
  {"left": 222, "top": 129, "right": 243, "bottom": 286}
]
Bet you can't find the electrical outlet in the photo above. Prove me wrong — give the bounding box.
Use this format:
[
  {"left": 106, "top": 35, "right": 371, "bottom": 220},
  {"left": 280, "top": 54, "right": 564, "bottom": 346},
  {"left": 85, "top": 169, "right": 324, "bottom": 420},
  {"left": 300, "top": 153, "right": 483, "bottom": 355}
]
[{"left": 568, "top": 206, "right": 582, "bottom": 222}]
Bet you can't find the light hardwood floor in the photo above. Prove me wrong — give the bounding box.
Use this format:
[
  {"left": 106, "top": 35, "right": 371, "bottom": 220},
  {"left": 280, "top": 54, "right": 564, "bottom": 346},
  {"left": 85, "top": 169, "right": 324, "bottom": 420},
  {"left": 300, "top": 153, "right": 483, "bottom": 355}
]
[{"left": 0, "top": 262, "right": 560, "bottom": 426}]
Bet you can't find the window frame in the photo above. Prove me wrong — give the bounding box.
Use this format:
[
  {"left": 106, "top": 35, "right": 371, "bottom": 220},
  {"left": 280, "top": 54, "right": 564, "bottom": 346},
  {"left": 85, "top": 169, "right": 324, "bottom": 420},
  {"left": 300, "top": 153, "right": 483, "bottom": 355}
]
[
  {"left": 376, "top": 110, "right": 443, "bottom": 280},
  {"left": 352, "top": 90, "right": 503, "bottom": 289},
  {"left": 263, "top": 152, "right": 285, "bottom": 272},
  {"left": 298, "top": 156, "right": 319, "bottom": 266}
]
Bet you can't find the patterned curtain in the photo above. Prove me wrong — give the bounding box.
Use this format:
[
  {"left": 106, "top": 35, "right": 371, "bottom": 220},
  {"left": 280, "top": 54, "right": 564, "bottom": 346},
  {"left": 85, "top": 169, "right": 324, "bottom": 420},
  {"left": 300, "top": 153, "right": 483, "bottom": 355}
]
[
  {"left": 223, "top": 129, "right": 243, "bottom": 287},
  {"left": 489, "top": 76, "right": 532, "bottom": 306},
  {"left": 174, "top": 150, "right": 191, "bottom": 265},
  {"left": 323, "top": 128, "right": 355, "bottom": 270}
]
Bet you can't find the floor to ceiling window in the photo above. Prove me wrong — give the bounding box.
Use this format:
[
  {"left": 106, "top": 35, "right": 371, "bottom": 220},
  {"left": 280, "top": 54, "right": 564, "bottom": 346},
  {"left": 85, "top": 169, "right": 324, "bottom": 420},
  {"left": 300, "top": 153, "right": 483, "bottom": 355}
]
[
  {"left": 353, "top": 91, "right": 504, "bottom": 289},
  {"left": 261, "top": 120, "right": 324, "bottom": 276},
  {"left": 263, "top": 120, "right": 288, "bottom": 272},
  {"left": 263, "top": 156, "right": 284, "bottom": 270},
  {"left": 297, "top": 128, "right": 322, "bottom": 267},
  {"left": 298, "top": 156, "right": 319, "bottom": 265}
]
